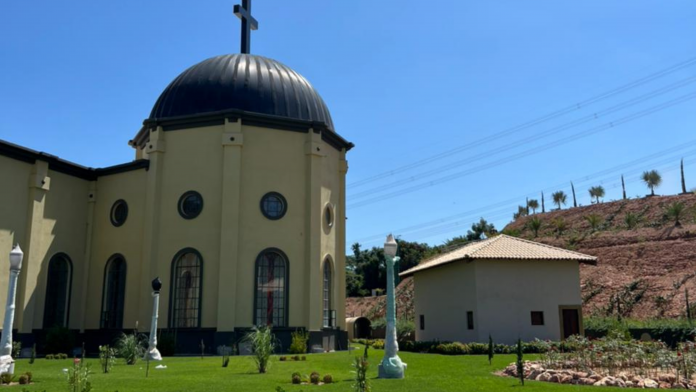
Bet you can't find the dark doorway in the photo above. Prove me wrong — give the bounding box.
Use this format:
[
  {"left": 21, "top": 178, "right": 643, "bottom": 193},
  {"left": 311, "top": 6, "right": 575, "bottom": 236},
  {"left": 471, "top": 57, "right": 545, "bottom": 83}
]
[
  {"left": 561, "top": 308, "right": 580, "bottom": 339},
  {"left": 354, "top": 317, "right": 372, "bottom": 339}
]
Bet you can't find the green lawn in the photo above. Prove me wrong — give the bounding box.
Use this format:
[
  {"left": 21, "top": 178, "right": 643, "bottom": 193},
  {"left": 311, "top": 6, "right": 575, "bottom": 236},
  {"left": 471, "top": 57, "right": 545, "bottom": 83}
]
[{"left": 12, "top": 349, "right": 635, "bottom": 392}]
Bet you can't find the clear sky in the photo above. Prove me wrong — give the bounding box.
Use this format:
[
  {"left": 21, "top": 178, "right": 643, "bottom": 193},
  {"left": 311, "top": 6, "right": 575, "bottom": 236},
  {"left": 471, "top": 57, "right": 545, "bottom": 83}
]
[{"left": 1, "top": 1, "right": 695, "bottom": 249}]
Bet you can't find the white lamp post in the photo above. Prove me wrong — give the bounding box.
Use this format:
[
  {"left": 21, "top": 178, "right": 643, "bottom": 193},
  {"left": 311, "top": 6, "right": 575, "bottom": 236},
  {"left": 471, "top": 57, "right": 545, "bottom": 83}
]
[
  {"left": 0, "top": 244, "right": 24, "bottom": 375},
  {"left": 145, "top": 277, "right": 163, "bottom": 361},
  {"left": 378, "top": 234, "right": 407, "bottom": 379}
]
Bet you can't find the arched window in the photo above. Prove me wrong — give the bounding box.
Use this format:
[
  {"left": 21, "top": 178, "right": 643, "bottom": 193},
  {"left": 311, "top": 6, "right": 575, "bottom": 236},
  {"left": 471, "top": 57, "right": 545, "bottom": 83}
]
[
  {"left": 323, "top": 258, "right": 333, "bottom": 327},
  {"left": 43, "top": 253, "right": 73, "bottom": 328},
  {"left": 101, "top": 255, "right": 127, "bottom": 329},
  {"left": 170, "top": 249, "right": 202, "bottom": 328},
  {"left": 254, "top": 249, "right": 288, "bottom": 327}
]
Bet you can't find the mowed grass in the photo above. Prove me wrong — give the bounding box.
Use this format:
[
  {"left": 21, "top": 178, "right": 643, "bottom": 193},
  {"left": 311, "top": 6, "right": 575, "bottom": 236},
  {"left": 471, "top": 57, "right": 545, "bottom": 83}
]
[{"left": 13, "top": 348, "right": 637, "bottom": 392}]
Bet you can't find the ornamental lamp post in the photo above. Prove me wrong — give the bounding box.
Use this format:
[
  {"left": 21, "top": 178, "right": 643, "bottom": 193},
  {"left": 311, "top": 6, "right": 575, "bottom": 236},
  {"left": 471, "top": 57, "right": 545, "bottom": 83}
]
[
  {"left": 145, "top": 277, "right": 163, "bottom": 361},
  {"left": 0, "top": 244, "right": 24, "bottom": 375},
  {"left": 378, "top": 234, "right": 407, "bottom": 379}
]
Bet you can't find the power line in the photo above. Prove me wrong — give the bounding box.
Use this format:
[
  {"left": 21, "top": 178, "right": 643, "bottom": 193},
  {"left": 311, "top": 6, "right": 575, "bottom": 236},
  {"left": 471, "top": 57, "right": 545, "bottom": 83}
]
[
  {"left": 351, "top": 141, "right": 696, "bottom": 244},
  {"left": 347, "top": 91, "right": 696, "bottom": 208},
  {"left": 349, "top": 56, "right": 696, "bottom": 189},
  {"left": 349, "top": 76, "right": 696, "bottom": 200}
]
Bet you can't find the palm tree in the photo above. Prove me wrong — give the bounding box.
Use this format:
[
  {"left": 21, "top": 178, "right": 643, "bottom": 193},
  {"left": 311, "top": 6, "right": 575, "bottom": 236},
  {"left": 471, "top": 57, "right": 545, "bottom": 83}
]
[
  {"left": 528, "top": 199, "right": 539, "bottom": 214},
  {"left": 588, "top": 186, "right": 606, "bottom": 204},
  {"left": 584, "top": 214, "right": 603, "bottom": 232},
  {"left": 527, "top": 217, "right": 542, "bottom": 238},
  {"left": 641, "top": 170, "right": 662, "bottom": 196},
  {"left": 665, "top": 202, "right": 686, "bottom": 227},
  {"left": 551, "top": 191, "right": 567, "bottom": 210},
  {"left": 551, "top": 217, "right": 568, "bottom": 238}
]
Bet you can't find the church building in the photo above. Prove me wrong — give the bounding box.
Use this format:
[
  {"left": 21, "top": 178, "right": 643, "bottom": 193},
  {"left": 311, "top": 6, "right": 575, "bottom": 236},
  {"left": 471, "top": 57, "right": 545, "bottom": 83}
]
[{"left": 0, "top": 1, "right": 352, "bottom": 353}]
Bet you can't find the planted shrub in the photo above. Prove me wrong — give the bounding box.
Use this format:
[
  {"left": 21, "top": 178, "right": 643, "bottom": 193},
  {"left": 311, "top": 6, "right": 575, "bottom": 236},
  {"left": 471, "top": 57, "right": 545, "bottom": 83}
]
[
  {"left": 245, "top": 326, "right": 275, "bottom": 374},
  {"left": 29, "top": 343, "right": 36, "bottom": 365},
  {"left": 98, "top": 345, "right": 116, "bottom": 373},
  {"left": 116, "top": 331, "right": 147, "bottom": 365},
  {"left": 12, "top": 341, "right": 21, "bottom": 358},
  {"left": 291, "top": 372, "right": 302, "bottom": 384},
  {"left": 488, "top": 335, "right": 494, "bottom": 365},
  {"left": 46, "top": 354, "right": 55, "bottom": 360},
  {"left": 0, "top": 373, "right": 15, "bottom": 385},
  {"left": 353, "top": 356, "right": 371, "bottom": 392},
  {"left": 516, "top": 339, "right": 524, "bottom": 386},
  {"left": 23, "top": 372, "right": 32, "bottom": 383},
  {"left": 67, "top": 361, "right": 92, "bottom": 392},
  {"left": 279, "top": 356, "right": 287, "bottom": 361},
  {"left": 18, "top": 374, "right": 29, "bottom": 385},
  {"left": 323, "top": 374, "right": 333, "bottom": 384},
  {"left": 624, "top": 212, "right": 639, "bottom": 229},
  {"left": 310, "top": 371, "right": 320, "bottom": 384},
  {"left": 288, "top": 330, "right": 309, "bottom": 354}
]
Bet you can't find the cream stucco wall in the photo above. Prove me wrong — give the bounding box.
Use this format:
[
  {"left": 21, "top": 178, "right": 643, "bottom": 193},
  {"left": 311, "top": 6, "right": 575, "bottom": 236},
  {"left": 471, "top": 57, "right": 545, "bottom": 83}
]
[{"left": 413, "top": 258, "right": 582, "bottom": 345}]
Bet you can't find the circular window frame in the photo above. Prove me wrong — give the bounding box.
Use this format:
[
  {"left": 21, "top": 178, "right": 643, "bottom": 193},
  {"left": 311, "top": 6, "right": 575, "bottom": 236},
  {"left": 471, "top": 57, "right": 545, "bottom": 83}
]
[
  {"left": 323, "top": 203, "right": 335, "bottom": 233},
  {"left": 178, "top": 191, "right": 204, "bottom": 220},
  {"left": 110, "top": 199, "right": 129, "bottom": 227},
  {"left": 260, "top": 192, "right": 288, "bottom": 220}
]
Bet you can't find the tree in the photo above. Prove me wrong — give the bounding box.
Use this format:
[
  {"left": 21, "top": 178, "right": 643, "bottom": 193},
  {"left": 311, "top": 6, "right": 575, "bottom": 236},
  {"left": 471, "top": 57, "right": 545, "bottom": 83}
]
[
  {"left": 641, "top": 170, "right": 662, "bottom": 196},
  {"left": 571, "top": 182, "right": 578, "bottom": 207},
  {"left": 588, "top": 185, "right": 606, "bottom": 204},
  {"left": 621, "top": 175, "right": 627, "bottom": 200},
  {"left": 516, "top": 339, "right": 524, "bottom": 386},
  {"left": 682, "top": 158, "right": 688, "bottom": 194},
  {"left": 584, "top": 214, "right": 603, "bottom": 232},
  {"left": 541, "top": 191, "right": 545, "bottom": 213},
  {"left": 466, "top": 218, "right": 497, "bottom": 241},
  {"left": 527, "top": 217, "right": 542, "bottom": 238},
  {"left": 488, "top": 335, "right": 494, "bottom": 365},
  {"left": 551, "top": 191, "right": 567, "bottom": 210},
  {"left": 665, "top": 201, "right": 686, "bottom": 227},
  {"left": 513, "top": 205, "right": 528, "bottom": 220},
  {"left": 527, "top": 199, "right": 539, "bottom": 214}
]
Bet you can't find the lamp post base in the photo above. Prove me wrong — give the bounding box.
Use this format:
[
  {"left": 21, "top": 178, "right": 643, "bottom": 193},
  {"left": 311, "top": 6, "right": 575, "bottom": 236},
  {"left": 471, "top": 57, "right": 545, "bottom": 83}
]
[
  {"left": 0, "top": 355, "right": 13, "bottom": 375},
  {"left": 378, "top": 355, "right": 407, "bottom": 379},
  {"left": 145, "top": 347, "right": 162, "bottom": 361}
]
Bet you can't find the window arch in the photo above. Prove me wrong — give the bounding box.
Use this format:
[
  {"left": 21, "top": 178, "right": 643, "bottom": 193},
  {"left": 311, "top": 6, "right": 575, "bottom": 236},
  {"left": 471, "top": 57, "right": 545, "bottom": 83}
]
[
  {"left": 322, "top": 257, "right": 333, "bottom": 327},
  {"left": 101, "top": 255, "right": 127, "bottom": 329},
  {"left": 43, "top": 253, "right": 73, "bottom": 328},
  {"left": 254, "top": 249, "right": 289, "bottom": 327},
  {"left": 169, "top": 249, "right": 203, "bottom": 328}
]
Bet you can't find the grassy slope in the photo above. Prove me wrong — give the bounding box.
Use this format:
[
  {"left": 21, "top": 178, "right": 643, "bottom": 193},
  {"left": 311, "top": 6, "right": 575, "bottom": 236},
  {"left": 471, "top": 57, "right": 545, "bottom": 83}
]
[{"left": 15, "top": 350, "right": 636, "bottom": 392}]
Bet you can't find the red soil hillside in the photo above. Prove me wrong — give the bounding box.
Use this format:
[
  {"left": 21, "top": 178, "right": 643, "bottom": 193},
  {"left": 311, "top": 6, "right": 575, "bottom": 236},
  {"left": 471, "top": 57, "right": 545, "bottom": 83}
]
[{"left": 504, "top": 193, "right": 696, "bottom": 319}]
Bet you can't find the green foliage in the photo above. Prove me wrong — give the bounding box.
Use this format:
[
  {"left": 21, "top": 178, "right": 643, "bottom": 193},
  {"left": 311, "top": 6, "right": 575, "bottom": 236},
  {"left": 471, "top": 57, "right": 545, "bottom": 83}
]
[
  {"left": 288, "top": 330, "right": 309, "bottom": 354},
  {"left": 115, "top": 332, "right": 147, "bottom": 365},
  {"left": 45, "top": 326, "right": 74, "bottom": 356},
  {"left": 466, "top": 218, "right": 497, "bottom": 241},
  {"left": 584, "top": 213, "right": 603, "bottom": 232},
  {"left": 551, "top": 191, "right": 567, "bottom": 210},
  {"left": 665, "top": 201, "right": 687, "bottom": 226},
  {"left": 0, "top": 373, "right": 15, "bottom": 385},
  {"left": 551, "top": 217, "right": 568, "bottom": 237},
  {"left": 516, "top": 339, "right": 524, "bottom": 386},
  {"left": 526, "top": 217, "right": 542, "bottom": 237},
  {"left": 18, "top": 374, "right": 29, "bottom": 385},
  {"left": 67, "top": 362, "right": 92, "bottom": 392},
  {"left": 642, "top": 170, "right": 662, "bottom": 196},
  {"left": 353, "top": 356, "right": 370, "bottom": 392},
  {"left": 245, "top": 326, "right": 275, "bottom": 374},
  {"left": 513, "top": 205, "right": 528, "bottom": 220},
  {"left": 588, "top": 185, "right": 606, "bottom": 203},
  {"left": 323, "top": 374, "right": 333, "bottom": 384},
  {"left": 488, "top": 335, "right": 494, "bottom": 365},
  {"left": 624, "top": 212, "right": 639, "bottom": 229},
  {"left": 12, "top": 341, "right": 21, "bottom": 358},
  {"left": 310, "top": 371, "right": 320, "bottom": 384},
  {"left": 370, "top": 318, "right": 414, "bottom": 341},
  {"left": 501, "top": 228, "right": 521, "bottom": 237},
  {"left": 291, "top": 372, "right": 302, "bottom": 384},
  {"left": 45, "top": 354, "right": 55, "bottom": 360},
  {"left": 527, "top": 199, "right": 539, "bottom": 214},
  {"left": 29, "top": 343, "right": 36, "bottom": 365},
  {"left": 98, "top": 345, "right": 116, "bottom": 374}
]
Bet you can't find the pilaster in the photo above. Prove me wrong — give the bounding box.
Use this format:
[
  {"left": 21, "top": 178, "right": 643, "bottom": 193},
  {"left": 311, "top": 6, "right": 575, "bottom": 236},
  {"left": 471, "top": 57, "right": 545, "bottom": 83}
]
[
  {"left": 336, "top": 154, "right": 348, "bottom": 330},
  {"left": 17, "top": 161, "right": 50, "bottom": 333},
  {"left": 139, "top": 127, "right": 166, "bottom": 329},
  {"left": 305, "top": 130, "right": 324, "bottom": 330},
  {"left": 218, "top": 119, "right": 244, "bottom": 330},
  {"left": 78, "top": 182, "right": 97, "bottom": 332}
]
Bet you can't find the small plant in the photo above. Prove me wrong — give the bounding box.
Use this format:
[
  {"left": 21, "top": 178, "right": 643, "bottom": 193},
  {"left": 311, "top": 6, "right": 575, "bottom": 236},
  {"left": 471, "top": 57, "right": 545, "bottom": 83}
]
[
  {"left": 12, "top": 341, "right": 21, "bottom": 358},
  {"left": 67, "top": 361, "right": 92, "bottom": 392},
  {"left": 289, "top": 329, "right": 309, "bottom": 354},
  {"left": 18, "top": 374, "right": 29, "bottom": 385},
  {"left": 222, "top": 345, "right": 231, "bottom": 368},
  {"left": 310, "top": 371, "right": 320, "bottom": 384},
  {"left": 353, "top": 356, "right": 370, "bottom": 392},
  {"left": 245, "top": 325, "right": 275, "bottom": 374},
  {"left": 291, "top": 372, "right": 302, "bottom": 384},
  {"left": 488, "top": 335, "right": 494, "bottom": 365},
  {"left": 624, "top": 212, "right": 639, "bottom": 229},
  {"left": 23, "top": 372, "right": 32, "bottom": 384},
  {"left": 551, "top": 217, "right": 568, "bottom": 238},
  {"left": 1, "top": 373, "right": 15, "bottom": 385},
  {"left": 46, "top": 354, "right": 55, "bottom": 360},
  {"left": 516, "top": 338, "right": 524, "bottom": 386},
  {"left": 323, "top": 374, "right": 333, "bottom": 384},
  {"left": 363, "top": 342, "right": 369, "bottom": 359},
  {"left": 279, "top": 356, "right": 287, "bottom": 361},
  {"left": 116, "top": 331, "right": 147, "bottom": 365},
  {"left": 584, "top": 214, "right": 603, "bottom": 232},
  {"left": 665, "top": 201, "right": 686, "bottom": 227},
  {"left": 98, "top": 345, "right": 116, "bottom": 374},
  {"left": 527, "top": 217, "right": 542, "bottom": 237},
  {"left": 29, "top": 343, "right": 36, "bottom": 365}
]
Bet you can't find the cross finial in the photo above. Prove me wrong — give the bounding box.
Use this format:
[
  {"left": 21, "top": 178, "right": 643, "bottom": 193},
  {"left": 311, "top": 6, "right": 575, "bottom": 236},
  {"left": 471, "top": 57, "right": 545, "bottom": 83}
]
[{"left": 234, "top": 0, "right": 258, "bottom": 54}]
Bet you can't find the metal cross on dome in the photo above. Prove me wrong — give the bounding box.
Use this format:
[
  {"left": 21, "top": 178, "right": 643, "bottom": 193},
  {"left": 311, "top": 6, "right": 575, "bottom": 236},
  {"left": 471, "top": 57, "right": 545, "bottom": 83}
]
[{"left": 234, "top": 0, "right": 258, "bottom": 54}]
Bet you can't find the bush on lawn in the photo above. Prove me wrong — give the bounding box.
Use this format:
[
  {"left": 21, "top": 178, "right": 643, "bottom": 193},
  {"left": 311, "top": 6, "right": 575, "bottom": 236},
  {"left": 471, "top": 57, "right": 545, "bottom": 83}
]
[
  {"left": 289, "top": 330, "right": 309, "bottom": 354},
  {"left": 291, "top": 372, "right": 302, "bottom": 384},
  {"left": 323, "top": 374, "right": 333, "bottom": 384},
  {"left": 116, "top": 331, "right": 147, "bottom": 365},
  {"left": 0, "top": 373, "right": 15, "bottom": 385},
  {"left": 310, "top": 371, "right": 320, "bottom": 384},
  {"left": 245, "top": 325, "right": 276, "bottom": 374}
]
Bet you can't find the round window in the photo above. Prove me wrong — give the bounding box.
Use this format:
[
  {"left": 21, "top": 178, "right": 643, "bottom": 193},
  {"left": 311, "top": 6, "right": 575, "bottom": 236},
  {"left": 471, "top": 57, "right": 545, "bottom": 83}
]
[
  {"left": 110, "top": 200, "right": 128, "bottom": 227},
  {"left": 260, "top": 192, "right": 287, "bottom": 220},
  {"left": 178, "top": 191, "right": 204, "bottom": 219}
]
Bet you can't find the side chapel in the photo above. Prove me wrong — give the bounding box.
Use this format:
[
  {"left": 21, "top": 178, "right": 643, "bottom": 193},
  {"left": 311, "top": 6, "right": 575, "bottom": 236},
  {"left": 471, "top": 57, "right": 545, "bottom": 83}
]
[{"left": 0, "top": 0, "right": 352, "bottom": 352}]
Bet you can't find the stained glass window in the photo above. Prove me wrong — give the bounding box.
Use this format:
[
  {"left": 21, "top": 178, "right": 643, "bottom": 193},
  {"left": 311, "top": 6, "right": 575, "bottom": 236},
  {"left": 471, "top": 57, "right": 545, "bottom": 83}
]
[
  {"left": 254, "top": 250, "right": 288, "bottom": 327},
  {"left": 170, "top": 251, "right": 202, "bottom": 328}
]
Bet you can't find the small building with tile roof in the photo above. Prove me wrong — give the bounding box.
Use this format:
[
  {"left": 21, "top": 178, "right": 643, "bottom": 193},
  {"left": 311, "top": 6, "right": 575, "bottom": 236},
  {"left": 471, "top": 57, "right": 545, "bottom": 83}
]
[{"left": 399, "top": 235, "right": 596, "bottom": 344}]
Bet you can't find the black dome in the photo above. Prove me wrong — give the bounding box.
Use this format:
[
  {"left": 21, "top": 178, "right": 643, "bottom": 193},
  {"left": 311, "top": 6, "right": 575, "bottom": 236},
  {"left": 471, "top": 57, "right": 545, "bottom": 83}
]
[{"left": 149, "top": 54, "right": 334, "bottom": 130}]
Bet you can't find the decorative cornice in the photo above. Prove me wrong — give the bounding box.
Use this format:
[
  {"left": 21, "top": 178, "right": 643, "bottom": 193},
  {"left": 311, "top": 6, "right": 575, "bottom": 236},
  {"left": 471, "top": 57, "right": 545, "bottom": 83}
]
[
  {"left": 134, "top": 109, "right": 354, "bottom": 152},
  {"left": 0, "top": 139, "right": 149, "bottom": 181}
]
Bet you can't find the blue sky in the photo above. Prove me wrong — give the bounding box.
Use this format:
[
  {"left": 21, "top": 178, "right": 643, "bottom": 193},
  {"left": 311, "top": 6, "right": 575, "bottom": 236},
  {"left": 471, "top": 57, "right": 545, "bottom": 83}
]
[{"left": 1, "top": 1, "right": 695, "bottom": 249}]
